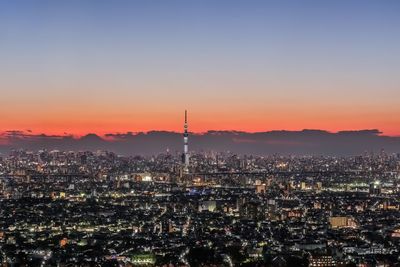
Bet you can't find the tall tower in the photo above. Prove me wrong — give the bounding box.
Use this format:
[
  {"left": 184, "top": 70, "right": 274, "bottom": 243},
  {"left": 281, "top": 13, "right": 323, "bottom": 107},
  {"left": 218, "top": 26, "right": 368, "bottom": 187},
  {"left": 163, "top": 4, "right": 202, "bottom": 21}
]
[{"left": 183, "top": 110, "right": 189, "bottom": 174}]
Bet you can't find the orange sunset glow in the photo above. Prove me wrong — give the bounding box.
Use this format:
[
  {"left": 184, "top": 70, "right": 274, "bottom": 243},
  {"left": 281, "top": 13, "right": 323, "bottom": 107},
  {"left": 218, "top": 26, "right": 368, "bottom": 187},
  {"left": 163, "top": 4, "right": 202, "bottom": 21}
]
[{"left": 1, "top": 106, "right": 399, "bottom": 137}]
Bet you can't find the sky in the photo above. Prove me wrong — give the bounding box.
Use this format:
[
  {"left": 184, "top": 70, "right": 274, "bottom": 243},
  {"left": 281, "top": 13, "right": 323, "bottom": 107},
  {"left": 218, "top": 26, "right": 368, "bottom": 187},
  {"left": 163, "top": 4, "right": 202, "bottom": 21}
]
[{"left": 1, "top": 0, "right": 399, "bottom": 136}]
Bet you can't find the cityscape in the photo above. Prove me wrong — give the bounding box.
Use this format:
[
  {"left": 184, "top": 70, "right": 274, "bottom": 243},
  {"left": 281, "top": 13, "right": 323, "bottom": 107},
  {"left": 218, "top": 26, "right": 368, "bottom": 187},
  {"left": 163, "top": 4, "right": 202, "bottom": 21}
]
[
  {"left": 1, "top": 112, "right": 400, "bottom": 266},
  {"left": 1, "top": 0, "right": 400, "bottom": 266}
]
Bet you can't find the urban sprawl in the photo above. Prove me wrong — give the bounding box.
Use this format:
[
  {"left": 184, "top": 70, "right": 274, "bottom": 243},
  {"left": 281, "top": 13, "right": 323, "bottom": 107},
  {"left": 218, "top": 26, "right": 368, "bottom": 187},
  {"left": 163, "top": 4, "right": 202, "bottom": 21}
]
[{"left": 1, "top": 149, "right": 400, "bottom": 266}]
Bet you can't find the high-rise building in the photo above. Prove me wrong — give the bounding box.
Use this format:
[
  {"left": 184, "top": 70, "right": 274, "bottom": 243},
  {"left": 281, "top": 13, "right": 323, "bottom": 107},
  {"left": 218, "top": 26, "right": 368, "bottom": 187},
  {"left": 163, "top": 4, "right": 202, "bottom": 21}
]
[
  {"left": 369, "top": 181, "right": 382, "bottom": 195},
  {"left": 182, "top": 110, "right": 189, "bottom": 174}
]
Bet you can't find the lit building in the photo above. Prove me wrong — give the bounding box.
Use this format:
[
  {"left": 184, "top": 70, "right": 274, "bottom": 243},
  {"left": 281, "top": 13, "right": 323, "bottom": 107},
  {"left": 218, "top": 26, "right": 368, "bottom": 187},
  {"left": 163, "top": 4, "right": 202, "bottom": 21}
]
[
  {"left": 199, "top": 200, "right": 217, "bottom": 212},
  {"left": 309, "top": 255, "right": 336, "bottom": 267},
  {"left": 329, "top": 216, "right": 357, "bottom": 229}
]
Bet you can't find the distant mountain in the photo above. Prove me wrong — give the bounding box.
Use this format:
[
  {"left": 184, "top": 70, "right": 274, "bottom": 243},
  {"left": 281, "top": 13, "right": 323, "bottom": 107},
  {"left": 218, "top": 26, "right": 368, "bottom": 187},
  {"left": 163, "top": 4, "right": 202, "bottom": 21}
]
[{"left": 0, "top": 129, "right": 399, "bottom": 156}]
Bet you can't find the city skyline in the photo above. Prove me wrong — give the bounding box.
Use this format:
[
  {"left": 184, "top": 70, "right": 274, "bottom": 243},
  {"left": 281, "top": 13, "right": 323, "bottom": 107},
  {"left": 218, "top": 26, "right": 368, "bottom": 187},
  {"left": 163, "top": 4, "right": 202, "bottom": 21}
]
[
  {"left": 1, "top": 1, "right": 400, "bottom": 266},
  {"left": 1, "top": 128, "right": 400, "bottom": 157},
  {"left": 1, "top": 0, "right": 400, "bottom": 136}
]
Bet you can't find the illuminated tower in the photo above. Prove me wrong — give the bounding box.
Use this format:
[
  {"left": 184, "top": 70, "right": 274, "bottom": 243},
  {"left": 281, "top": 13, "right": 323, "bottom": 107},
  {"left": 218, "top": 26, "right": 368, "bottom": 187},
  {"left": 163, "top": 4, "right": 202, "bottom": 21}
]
[{"left": 183, "top": 110, "right": 189, "bottom": 174}]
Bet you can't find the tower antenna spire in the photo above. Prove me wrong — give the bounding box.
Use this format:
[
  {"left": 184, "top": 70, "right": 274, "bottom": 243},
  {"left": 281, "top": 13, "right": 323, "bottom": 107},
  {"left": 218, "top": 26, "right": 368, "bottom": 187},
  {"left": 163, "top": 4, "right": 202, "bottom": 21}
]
[{"left": 185, "top": 110, "right": 187, "bottom": 124}]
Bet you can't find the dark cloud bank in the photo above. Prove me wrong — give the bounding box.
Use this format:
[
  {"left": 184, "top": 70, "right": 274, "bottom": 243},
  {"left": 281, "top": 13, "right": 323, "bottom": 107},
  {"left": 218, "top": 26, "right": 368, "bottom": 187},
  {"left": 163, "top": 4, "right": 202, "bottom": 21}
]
[{"left": 1, "top": 129, "right": 399, "bottom": 156}]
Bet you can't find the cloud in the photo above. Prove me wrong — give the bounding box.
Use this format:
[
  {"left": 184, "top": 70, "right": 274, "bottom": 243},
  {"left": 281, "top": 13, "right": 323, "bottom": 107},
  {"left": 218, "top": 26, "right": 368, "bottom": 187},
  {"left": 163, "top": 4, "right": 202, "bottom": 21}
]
[
  {"left": 0, "top": 129, "right": 399, "bottom": 156},
  {"left": 233, "top": 138, "right": 307, "bottom": 146}
]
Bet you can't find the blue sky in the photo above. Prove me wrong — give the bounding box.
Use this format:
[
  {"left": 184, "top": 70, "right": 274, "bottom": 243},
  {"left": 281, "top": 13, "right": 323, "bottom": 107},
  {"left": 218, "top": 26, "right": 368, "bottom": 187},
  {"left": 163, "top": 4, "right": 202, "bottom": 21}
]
[{"left": 0, "top": 0, "right": 399, "bottom": 135}]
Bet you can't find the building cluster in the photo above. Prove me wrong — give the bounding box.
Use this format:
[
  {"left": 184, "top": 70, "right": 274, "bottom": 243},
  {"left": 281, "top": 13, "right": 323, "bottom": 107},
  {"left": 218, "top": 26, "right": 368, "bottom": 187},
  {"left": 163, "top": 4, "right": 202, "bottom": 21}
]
[{"left": 0, "top": 150, "right": 400, "bottom": 266}]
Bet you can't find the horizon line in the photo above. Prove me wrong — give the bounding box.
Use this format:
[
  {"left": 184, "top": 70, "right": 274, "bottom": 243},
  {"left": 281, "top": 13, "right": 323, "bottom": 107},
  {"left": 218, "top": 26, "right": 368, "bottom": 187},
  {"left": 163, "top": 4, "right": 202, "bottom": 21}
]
[{"left": 1, "top": 128, "right": 399, "bottom": 139}]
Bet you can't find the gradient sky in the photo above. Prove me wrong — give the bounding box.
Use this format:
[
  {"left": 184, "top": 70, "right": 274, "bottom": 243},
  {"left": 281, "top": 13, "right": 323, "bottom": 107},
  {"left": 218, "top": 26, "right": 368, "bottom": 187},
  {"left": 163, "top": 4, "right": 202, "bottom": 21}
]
[{"left": 1, "top": 0, "right": 399, "bottom": 136}]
